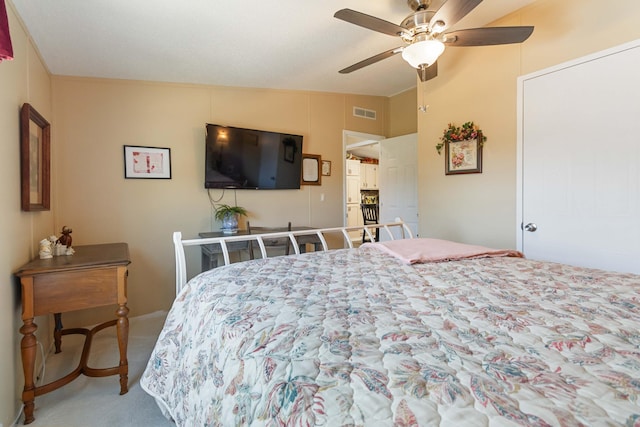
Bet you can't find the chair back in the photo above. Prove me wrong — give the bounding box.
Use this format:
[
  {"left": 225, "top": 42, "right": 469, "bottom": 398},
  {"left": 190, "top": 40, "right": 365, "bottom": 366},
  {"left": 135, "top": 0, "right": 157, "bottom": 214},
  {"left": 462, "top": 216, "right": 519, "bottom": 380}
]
[
  {"left": 360, "top": 204, "right": 379, "bottom": 242},
  {"left": 361, "top": 204, "right": 379, "bottom": 224}
]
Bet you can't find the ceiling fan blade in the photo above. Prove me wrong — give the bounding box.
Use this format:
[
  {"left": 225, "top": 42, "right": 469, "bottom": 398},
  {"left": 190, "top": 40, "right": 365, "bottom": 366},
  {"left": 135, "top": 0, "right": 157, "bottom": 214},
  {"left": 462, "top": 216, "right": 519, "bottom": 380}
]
[
  {"left": 334, "top": 9, "right": 405, "bottom": 36},
  {"left": 339, "top": 47, "right": 403, "bottom": 74},
  {"left": 429, "top": 0, "right": 482, "bottom": 33},
  {"left": 443, "top": 26, "right": 534, "bottom": 46},
  {"left": 417, "top": 62, "right": 438, "bottom": 82}
]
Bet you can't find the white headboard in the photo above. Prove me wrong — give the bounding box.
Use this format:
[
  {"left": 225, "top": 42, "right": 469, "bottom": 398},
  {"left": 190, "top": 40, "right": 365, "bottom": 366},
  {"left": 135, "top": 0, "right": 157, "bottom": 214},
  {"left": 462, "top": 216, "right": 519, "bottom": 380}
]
[{"left": 173, "top": 219, "right": 413, "bottom": 295}]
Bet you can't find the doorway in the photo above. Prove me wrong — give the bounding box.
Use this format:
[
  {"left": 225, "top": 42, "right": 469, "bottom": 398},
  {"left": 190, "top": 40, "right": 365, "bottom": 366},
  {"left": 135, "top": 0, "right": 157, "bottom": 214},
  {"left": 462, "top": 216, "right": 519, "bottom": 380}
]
[
  {"left": 343, "top": 130, "right": 383, "bottom": 242},
  {"left": 342, "top": 130, "right": 419, "bottom": 241}
]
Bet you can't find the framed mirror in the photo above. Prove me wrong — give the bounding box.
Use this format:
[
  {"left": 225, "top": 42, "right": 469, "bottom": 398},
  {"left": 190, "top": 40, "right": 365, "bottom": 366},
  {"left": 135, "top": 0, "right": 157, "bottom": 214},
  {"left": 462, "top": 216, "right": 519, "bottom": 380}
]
[
  {"left": 301, "top": 153, "right": 321, "bottom": 186},
  {"left": 20, "top": 103, "right": 50, "bottom": 211}
]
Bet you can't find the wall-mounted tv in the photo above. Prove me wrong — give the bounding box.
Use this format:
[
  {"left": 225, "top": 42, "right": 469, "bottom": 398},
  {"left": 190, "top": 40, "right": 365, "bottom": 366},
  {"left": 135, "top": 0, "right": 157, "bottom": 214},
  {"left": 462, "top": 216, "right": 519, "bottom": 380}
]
[{"left": 205, "top": 124, "right": 303, "bottom": 190}]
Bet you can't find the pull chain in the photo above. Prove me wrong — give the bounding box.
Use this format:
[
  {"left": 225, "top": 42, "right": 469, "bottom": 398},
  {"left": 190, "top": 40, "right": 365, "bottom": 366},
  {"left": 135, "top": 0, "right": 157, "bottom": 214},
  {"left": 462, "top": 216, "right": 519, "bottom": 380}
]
[{"left": 418, "top": 84, "right": 429, "bottom": 113}]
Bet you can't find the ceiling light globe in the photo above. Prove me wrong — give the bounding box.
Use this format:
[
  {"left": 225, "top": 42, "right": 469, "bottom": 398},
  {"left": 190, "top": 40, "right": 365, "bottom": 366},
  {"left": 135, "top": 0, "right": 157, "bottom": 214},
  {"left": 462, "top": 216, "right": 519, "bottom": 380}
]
[{"left": 401, "top": 39, "right": 445, "bottom": 68}]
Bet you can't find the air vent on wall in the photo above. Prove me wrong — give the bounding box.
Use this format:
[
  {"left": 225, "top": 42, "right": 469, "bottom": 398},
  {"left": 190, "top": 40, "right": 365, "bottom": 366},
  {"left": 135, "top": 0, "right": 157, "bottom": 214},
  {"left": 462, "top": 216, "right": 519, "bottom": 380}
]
[{"left": 353, "top": 107, "right": 377, "bottom": 120}]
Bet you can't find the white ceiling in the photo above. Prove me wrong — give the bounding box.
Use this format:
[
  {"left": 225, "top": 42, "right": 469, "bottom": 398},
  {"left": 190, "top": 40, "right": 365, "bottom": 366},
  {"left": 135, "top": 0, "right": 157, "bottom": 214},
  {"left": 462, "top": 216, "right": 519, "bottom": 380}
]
[{"left": 11, "top": 0, "right": 535, "bottom": 97}]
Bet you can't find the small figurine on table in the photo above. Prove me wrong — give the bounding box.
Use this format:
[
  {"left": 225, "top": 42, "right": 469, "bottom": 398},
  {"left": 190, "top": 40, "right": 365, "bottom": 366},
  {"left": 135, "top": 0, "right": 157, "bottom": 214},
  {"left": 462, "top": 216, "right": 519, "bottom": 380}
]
[
  {"left": 38, "top": 239, "right": 53, "bottom": 259},
  {"left": 48, "top": 235, "right": 63, "bottom": 256},
  {"left": 56, "top": 226, "right": 75, "bottom": 255}
]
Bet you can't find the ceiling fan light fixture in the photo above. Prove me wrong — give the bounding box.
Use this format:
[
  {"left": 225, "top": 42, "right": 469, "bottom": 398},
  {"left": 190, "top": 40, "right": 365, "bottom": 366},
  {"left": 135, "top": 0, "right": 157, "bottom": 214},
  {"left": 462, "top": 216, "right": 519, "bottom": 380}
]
[
  {"left": 401, "top": 39, "right": 445, "bottom": 68},
  {"left": 430, "top": 20, "right": 446, "bottom": 33}
]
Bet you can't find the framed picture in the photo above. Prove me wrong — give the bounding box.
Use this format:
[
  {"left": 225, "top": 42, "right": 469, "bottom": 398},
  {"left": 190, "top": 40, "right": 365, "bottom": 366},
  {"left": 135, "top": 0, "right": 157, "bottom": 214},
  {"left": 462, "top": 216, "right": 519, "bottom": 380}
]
[
  {"left": 20, "top": 103, "right": 50, "bottom": 211},
  {"left": 124, "top": 145, "right": 172, "bottom": 179},
  {"left": 445, "top": 133, "right": 483, "bottom": 175},
  {"left": 301, "top": 153, "right": 321, "bottom": 185},
  {"left": 321, "top": 160, "right": 332, "bottom": 176}
]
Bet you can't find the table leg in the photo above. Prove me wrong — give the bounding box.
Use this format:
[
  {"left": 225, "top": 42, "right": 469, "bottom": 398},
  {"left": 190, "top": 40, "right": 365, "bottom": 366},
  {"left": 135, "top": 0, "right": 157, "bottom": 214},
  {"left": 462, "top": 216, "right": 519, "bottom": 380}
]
[
  {"left": 20, "top": 318, "right": 37, "bottom": 424},
  {"left": 201, "top": 248, "right": 219, "bottom": 270},
  {"left": 116, "top": 303, "right": 129, "bottom": 395},
  {"left": 53, "top": 313, "right": 63, "bottom": 353}
]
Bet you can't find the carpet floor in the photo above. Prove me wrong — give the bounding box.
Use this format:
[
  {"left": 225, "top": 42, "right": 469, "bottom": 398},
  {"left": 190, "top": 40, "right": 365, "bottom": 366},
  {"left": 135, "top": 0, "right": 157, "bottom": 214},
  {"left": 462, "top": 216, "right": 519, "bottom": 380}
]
[{"left": 22, "top": 310, "right": 173, "bottom": 427}]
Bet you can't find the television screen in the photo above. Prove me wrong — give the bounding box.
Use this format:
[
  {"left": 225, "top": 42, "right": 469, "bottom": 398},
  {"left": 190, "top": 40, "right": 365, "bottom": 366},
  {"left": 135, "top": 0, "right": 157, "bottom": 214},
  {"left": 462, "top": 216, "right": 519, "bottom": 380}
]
[{"left": 205, "top": 124, "right": 303, "bottom": 190}]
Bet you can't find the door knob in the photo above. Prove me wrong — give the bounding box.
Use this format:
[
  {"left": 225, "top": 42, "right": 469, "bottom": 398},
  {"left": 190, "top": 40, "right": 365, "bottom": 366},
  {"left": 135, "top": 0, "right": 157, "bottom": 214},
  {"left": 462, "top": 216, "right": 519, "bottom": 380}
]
[{"left": 523, "top": 223, "right": 537, "bottom": 232}]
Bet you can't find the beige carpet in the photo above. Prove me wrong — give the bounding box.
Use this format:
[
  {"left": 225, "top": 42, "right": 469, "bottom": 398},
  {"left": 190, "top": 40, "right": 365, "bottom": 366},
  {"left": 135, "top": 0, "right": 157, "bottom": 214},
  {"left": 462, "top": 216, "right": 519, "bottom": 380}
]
[{"left": 23, "top": 311, "right": 174, "bottom": 427}]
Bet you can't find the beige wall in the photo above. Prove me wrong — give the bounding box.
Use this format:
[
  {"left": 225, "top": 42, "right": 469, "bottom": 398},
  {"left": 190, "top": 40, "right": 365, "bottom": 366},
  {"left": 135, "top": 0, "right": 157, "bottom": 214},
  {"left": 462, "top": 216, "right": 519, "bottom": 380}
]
[
  {"left": 387, "top": 88, "right": 417, "bottom": 137},
  {"left": 50, "top": 78, "right": 390, "bottom": 327},
  {"left": 418, "top": 0, "right": 640, "bottom": 248},
  {"left": 0, "top": 2, "right": 53, "bottom": 425}
]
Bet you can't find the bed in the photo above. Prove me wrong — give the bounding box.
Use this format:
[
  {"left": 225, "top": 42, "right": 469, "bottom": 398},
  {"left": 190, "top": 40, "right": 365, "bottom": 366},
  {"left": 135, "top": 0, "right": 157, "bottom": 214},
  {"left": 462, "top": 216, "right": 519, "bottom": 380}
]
[{"left": 141, "top": 222, "right": 640, "bottom": 426}]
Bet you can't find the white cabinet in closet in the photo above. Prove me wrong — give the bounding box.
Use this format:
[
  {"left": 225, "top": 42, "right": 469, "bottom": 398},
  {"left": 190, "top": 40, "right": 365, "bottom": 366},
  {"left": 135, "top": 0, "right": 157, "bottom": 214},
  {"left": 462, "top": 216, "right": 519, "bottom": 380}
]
[
  {"left": 346, "top": 203, "right": 363, "bottom": 241},
  {"left": 346, "top": 159, "right": 360, "bottom": 177},
  {"left": 346, "top": 204, "right": 362, "bottom": 228},
  {"left": 360, "top": 163, "right": 378, "bottom": 190},
  {"left": 346, "top": 176, "right": 360, "bottom": 204},
  {"left": 345, "top": 159, "right": 363, "bottom": 241}
]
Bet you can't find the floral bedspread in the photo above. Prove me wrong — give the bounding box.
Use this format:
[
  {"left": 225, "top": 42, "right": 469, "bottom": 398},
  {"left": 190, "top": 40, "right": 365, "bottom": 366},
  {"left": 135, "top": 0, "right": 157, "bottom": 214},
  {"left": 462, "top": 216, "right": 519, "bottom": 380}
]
[{"left": 141, "top": 245, "right": 640, "bottom": 426}]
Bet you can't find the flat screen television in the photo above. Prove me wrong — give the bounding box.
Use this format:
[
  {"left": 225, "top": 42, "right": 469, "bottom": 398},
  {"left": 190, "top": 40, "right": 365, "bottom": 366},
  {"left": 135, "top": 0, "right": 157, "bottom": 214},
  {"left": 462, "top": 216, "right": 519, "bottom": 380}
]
[{"left": 205, "top": 124, "right": 303, "bottom": 190}]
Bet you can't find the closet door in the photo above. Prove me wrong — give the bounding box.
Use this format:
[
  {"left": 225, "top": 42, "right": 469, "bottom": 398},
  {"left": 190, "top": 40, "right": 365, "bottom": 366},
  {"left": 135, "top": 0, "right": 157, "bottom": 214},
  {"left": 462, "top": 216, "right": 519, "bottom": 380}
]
[{"left": 519, "top": 41, "right": 640, "bottom": 274}]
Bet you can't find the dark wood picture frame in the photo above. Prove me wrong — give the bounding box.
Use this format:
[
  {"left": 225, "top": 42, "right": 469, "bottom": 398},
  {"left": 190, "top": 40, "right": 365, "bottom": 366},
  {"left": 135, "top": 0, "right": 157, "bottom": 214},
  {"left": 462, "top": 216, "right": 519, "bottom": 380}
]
[
  {"left": 20, "top": 103, "right": 51, "bottom": 211},
  {"left": 445, "top": 132, "right": 483, "bottom": 175},
  {"left": 301, "top": 153, "right": 321, "bottom": 186}
]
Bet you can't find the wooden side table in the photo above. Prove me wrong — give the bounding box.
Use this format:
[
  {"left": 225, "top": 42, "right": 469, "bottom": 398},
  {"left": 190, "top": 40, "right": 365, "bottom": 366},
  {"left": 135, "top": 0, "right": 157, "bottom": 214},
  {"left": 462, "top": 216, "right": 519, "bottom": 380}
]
[{"left": 14, "top": 243, "right": 131, "bottom": 424}]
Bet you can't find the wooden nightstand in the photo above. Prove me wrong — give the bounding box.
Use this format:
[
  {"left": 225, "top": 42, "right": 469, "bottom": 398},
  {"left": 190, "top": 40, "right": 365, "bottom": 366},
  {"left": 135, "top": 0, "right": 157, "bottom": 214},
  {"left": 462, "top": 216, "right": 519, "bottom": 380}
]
[{"left": 14, "top": 243, "right": 130, "bottom": 424}]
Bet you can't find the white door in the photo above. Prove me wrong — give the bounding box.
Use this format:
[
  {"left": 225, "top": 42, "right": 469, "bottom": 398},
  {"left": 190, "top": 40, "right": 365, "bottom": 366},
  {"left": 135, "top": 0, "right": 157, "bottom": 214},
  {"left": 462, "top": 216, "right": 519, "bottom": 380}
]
[
  {"left": 519, "top": 41, "right": 640, "bottom": 274},
  {"left": 379, "top": 133, "right": 418, "bottom": 239}
]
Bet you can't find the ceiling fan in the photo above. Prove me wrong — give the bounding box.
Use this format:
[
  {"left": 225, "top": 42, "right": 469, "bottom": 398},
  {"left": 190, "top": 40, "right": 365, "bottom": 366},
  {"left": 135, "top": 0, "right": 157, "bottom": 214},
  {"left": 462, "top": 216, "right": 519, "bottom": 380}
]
[{"left": 334, "top": 0, "right": 534, "bottom": 82}]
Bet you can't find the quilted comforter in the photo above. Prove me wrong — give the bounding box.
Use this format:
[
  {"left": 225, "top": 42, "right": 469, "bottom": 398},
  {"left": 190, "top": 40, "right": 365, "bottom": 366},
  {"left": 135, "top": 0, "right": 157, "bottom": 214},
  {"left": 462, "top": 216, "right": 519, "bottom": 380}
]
[{"left": 141, "top": 244, "right": 640, "bottom": 426}]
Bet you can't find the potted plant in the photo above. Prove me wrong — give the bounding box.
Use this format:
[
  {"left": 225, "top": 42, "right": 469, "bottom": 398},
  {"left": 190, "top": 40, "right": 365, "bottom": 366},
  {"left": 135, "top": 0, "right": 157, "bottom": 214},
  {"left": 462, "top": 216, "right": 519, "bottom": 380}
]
[{"left": 214, "top": 204, "right": 248, "bottom": 234}]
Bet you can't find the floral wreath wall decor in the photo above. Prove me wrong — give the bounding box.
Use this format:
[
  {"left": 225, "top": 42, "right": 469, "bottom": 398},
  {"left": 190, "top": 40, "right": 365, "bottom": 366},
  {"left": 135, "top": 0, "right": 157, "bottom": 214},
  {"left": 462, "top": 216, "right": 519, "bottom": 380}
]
[{"left": 436, "top": 121, "right": 487, "bottom": 175}]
